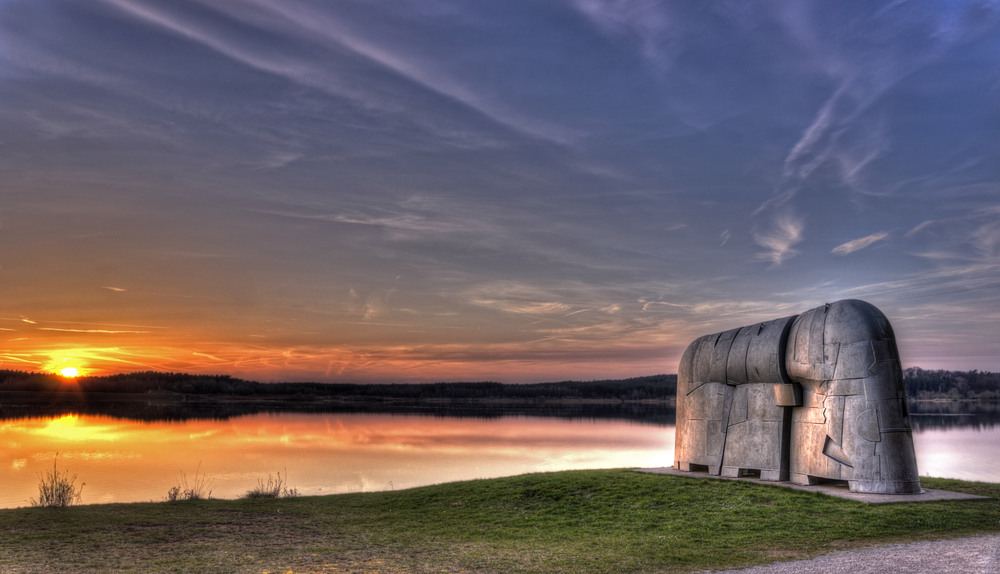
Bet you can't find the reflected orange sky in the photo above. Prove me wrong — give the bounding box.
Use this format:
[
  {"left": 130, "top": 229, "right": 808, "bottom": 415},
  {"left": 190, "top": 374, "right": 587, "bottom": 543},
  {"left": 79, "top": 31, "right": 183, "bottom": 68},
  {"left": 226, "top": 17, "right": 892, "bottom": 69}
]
[{"left": 0, "top": 413, "right": 675, "bottom": 508}]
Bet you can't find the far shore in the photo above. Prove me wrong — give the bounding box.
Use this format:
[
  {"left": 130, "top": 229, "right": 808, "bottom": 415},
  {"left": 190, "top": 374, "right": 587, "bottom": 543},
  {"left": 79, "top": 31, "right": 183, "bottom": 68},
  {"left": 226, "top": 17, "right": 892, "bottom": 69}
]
[
  {"left": 5, "top": 388, "right": 999, "bottom": 406},
  {"left": 0, "top": 388, "right": 678, "bottom": 407},
  {"left": 3, "top": 389, "right": 998, "bottom": 425},
  {"left": 0, "top": 389, "right": 678, "bottom": 424}
]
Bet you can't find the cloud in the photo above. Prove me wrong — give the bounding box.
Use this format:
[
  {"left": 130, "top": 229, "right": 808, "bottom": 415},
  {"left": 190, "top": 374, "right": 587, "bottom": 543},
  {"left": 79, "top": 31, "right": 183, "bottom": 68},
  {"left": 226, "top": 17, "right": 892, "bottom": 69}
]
[
  {"left": 248, "top": 192, "right": 509, "bottom": 243},
  {"left": 97, "top": 0, "right": 374, "bottom": 105},
  {"left": 464, "top": 282, "right": 588, "bottom": 317},
  {"left": 566, "top": 0, "right": 679, "bottom": 69},
  {"left": 39, "top": 328, "right": 150, "bottom": 334},
  {"left": 363, "top": 292, "right": 392, "bottom": 321},
  {"left": 837, "top": 262, "right": 1000, "bottom": 319},
  {"left": 753, "top": 214, "right": 804, "bottom": 267},
  {"left": 832, "top": 231, "right": 889, "bottom": 255},
  {"left": 754, "top": 1, "right": 980, "bottom": 215},
  {"left": 756, "top": 78, "right": 890, "bottom": 215},
  {"left": 972, "top": 218, "right": 1000, "bottom": 258},
  {"left": 470, "top": 298, "right": 573, "bottom": 316},
  {"left": 240, "top": 0, "right": 582, "bottom": 144},
  {"left": 901, "top": 207, "right": 1000, "bottom": 262},
  {"left": 99, "top": 0, "right": 577, "bottom": 145},
  {"left": 252, "top": 208, "right": 475, "bottom": 237},
  {"left": 906, "top": 220, "right": 937, "bottom": 236}
]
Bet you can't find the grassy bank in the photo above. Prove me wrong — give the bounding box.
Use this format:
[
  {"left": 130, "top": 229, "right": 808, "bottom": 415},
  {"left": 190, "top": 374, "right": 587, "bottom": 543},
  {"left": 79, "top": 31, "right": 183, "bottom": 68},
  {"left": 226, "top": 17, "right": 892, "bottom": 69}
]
[{"left": 1, "top": 470, "right": 998, "bottom": 573}]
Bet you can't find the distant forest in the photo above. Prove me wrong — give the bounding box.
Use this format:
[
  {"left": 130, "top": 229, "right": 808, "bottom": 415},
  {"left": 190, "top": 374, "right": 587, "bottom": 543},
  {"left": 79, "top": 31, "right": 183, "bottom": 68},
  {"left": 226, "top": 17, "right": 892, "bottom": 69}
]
[
  {"left": 0, "top": 370, "right": 677, "bottom": 401},
  {"left": 0, "top": 368, "right": 997, "bottom": 401},
  {"left": 903, "top": 367, "right": 1000, "bottom": 401}
]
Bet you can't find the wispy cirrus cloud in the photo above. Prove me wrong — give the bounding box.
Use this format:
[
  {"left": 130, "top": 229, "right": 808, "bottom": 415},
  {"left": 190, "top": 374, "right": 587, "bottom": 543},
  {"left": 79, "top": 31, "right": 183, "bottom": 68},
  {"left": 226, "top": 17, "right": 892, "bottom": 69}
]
[
  {"left": 754, "top": 0, "right": 988, "bottom": 215},
  {"left": 904, "top": 206, "right": 1000, "bottom": 261},
  {"left": 99, "top": 0, "right": 578, "bottom": 145},
  {"left": 719, "top": 229, "right": 731, "bottom": 247},
  {"left": 39, "top": 328, "right": 150, "bottom": 334},
  {"left": 971, "top": 212, "right": 1000, "bottom": 258},
  {"left": 96, "top": 0, "right": 378, "bottom": 108},
  {"left": 759, "top": 79, "right": 891, "bottom": 215},
  {"left": 236, "top": 0, "right": 582, "bottom": 144},
  {"left": 248, "top": 192, "right": 509, "bottom": 243},
  {"left": 906, "top": 220, "right": 937, "bottom": 236},
  {"left": 841, "top": 262, "right": 1000, "bottom": 300},
  {"left": 464, "top": 282, "right": 574, "bottom": 316},
  {"left": 832, "top": 231, "right": 889, "bottom": 255},
  {"left": 255, "top": 209, "right": 472, "bottom": 236},
  {"left": 753, "top": 213, "right": 804, "bottom": 267},
  {"left": 566, "top": 0, "right": 679, "bottom": 69}
]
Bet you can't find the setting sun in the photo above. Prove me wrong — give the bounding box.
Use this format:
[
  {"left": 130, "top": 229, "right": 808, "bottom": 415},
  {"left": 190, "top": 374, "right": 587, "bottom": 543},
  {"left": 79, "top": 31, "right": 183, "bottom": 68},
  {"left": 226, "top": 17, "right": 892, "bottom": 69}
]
[{"left": 59, "top": 367, "right": 79, "bottom": 378}]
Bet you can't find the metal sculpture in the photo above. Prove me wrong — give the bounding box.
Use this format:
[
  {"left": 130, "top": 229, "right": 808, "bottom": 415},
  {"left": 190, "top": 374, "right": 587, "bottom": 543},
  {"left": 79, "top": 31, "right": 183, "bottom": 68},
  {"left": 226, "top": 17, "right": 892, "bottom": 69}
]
[{"left": 674, "top": 299, "right": 920, "bottom": 494}]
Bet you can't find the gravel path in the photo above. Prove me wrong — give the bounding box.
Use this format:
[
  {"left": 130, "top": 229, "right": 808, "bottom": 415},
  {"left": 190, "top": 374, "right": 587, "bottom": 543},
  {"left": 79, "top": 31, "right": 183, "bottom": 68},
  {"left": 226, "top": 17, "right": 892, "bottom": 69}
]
[{"left": 709, "top": 534, "right": 1000, "bottom": 574}]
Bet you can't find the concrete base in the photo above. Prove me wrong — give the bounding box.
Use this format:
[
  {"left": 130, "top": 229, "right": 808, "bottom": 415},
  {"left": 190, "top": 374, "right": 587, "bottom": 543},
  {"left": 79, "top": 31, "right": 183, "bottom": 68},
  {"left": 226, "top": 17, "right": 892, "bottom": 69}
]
[{"left": 636, "top": 467, "right": 988, "bottom": 504}]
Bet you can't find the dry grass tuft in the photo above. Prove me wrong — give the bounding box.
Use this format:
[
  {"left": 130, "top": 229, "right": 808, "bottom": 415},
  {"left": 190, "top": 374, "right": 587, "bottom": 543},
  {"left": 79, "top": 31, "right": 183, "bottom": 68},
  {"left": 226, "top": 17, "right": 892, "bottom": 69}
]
[
  {"left": 30, "top": 454, "right": 84, "bottom": 508},
  {"left": 165, "top": 463, "right": 214, "bottom": 501},
  {"left": 242, "top": 469, "right": 299, "bottom": 499}
]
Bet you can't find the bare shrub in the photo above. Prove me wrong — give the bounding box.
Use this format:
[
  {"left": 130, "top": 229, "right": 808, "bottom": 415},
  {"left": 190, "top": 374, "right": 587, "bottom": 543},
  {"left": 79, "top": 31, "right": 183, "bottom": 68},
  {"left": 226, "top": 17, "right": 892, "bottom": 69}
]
[
  {"left": 30, "top": 455, "right": 84, "bottom": 508},
  {"left": 165, "top": 463, "right": 213, "bottom": 501},
  {"left": 242, "top": 469, "right": 299, "bottom": 499}
]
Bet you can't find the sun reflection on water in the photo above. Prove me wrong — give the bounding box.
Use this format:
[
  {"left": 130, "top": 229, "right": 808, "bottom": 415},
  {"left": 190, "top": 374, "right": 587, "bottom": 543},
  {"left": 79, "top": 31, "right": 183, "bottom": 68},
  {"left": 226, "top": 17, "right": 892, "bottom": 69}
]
[{"left": 0, "top": 413, "right": 675, "bottom": 509}]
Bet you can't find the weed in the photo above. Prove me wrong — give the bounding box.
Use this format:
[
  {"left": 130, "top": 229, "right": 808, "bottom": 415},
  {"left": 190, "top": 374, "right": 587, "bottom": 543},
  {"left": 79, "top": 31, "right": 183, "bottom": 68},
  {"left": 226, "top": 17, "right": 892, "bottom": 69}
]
[
  {"left": 242, "top": 469, "right": 299, "bottom": 499},
  {"left": 165, "top": 463, "right": 213, "bottom": 501},
  {"left": 30, "top": 454, "right": 84, "bottom": 508}
]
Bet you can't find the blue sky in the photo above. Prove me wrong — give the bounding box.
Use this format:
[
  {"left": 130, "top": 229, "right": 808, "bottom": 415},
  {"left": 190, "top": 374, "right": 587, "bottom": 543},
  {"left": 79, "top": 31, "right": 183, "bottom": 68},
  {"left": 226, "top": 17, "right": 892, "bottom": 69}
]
[{"left": 1, "top": 0, "right": 998, "bottom": 381}]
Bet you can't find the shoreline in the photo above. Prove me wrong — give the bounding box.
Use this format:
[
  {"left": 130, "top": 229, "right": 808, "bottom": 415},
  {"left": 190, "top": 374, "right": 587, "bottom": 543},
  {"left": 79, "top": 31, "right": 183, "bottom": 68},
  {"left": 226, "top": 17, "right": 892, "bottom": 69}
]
[{"left": 0, "top": 390, "right": 678, "bottom": 423}]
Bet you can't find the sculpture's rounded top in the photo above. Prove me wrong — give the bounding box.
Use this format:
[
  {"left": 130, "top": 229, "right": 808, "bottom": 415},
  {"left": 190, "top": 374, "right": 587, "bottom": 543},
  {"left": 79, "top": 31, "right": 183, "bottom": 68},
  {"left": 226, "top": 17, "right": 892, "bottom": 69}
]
[
  {"left": 677, "top": 336, "right": 701, "bottom": 384},
  {"left": 823, "top": 299, "right": 895, "bottom": 345}
]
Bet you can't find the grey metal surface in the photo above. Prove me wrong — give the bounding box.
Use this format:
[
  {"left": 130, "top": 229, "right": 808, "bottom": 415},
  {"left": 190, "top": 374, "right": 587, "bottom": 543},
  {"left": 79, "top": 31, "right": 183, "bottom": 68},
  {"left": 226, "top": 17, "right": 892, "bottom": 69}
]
[{"left": 674, "top": 300, "right": 921, "bottom": 494}]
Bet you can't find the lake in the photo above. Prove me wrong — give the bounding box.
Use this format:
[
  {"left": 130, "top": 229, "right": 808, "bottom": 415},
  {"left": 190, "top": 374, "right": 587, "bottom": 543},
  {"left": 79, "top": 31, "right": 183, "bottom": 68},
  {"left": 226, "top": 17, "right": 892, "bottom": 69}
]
[{"left": 2, "top": 401, "right": 997, "bottom": 508}]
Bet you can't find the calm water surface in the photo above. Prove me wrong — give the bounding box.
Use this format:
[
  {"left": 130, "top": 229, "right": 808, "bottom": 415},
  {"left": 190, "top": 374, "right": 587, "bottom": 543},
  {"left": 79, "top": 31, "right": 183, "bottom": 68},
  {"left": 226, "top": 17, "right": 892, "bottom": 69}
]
[
  {"left": 0, "top": 413, "right": 674, "bottom": 508},
  {"left": 1, "top": 404, "right": 996, "bottom": 508}
]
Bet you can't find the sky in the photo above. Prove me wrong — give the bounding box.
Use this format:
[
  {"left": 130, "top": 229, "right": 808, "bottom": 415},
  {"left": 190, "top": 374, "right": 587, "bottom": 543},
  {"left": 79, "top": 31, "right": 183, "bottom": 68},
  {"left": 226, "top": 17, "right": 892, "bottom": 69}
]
[{"left": 1, "top": 0, "right": 998, "bottom": 382}]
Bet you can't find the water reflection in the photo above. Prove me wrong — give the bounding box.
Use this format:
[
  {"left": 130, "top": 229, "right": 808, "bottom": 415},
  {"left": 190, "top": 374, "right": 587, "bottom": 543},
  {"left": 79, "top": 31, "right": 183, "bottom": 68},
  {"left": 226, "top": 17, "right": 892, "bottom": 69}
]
[
  {"left": 907, "top": 401, "right": 1000, "bottom": 483},
  {"left": 2, "top": 402, "right": 997, "bottom": 509},
  {"left": 914, "top": 427, "right": 999, "bottom": 483},
  {"left": 0, "top": 413, "right": 674, "bottom": 509},
  {"left": 0, "top": 391, "right": 675, "bottom": 424},
  {"left": 909, "top": 401, "right": 1000, "bottom": 430}
]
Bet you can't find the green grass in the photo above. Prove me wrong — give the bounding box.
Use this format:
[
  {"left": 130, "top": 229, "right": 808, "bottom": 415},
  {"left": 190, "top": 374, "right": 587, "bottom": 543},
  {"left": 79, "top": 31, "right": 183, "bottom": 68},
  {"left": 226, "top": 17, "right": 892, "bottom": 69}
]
[{"left": 1, "top": 470, "right": 998, "bottom": 573}]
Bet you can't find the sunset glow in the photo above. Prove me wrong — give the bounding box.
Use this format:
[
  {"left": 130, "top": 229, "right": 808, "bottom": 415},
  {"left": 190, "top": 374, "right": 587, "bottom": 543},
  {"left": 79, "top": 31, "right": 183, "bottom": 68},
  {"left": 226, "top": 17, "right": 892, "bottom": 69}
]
[
  {"left": 1, "top": 1, "right": 998, "bottom": 382},
  {"left": 60, "top": 367, "right": 79, "bottom": 378}
]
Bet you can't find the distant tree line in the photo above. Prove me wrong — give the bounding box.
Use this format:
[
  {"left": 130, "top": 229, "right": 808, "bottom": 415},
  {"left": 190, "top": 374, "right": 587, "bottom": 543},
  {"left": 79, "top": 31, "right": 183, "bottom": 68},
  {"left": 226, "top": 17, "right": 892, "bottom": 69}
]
[
  {"left": 903, "top": 367, "right": 1000, "bottom": 401},
  {"left": 2, "top": 368, "right": 997, "bottom": 401},
  {"left": 0, "top": 370, "right": 677, "bottom": 401}
]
